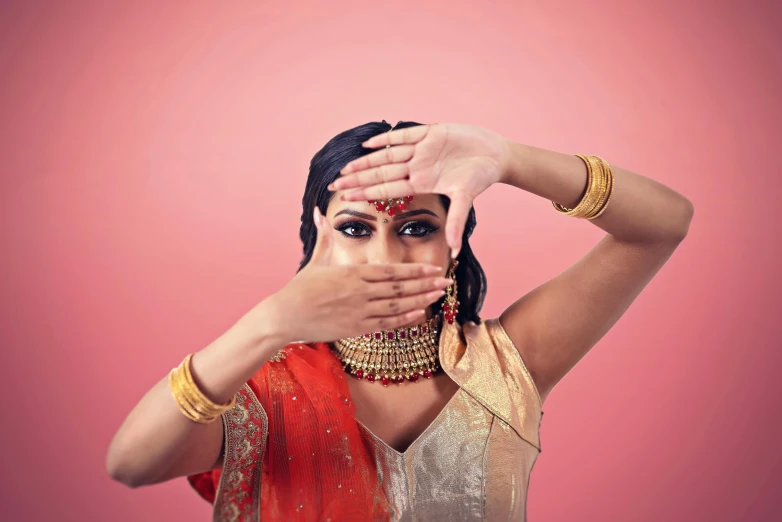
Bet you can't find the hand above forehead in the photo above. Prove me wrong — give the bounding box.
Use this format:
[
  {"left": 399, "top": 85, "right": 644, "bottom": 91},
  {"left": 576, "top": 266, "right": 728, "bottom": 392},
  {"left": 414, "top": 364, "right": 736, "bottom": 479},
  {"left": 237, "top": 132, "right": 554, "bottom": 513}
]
[{"left": 327, "top": 123, "right": 511, "bottom": 259}]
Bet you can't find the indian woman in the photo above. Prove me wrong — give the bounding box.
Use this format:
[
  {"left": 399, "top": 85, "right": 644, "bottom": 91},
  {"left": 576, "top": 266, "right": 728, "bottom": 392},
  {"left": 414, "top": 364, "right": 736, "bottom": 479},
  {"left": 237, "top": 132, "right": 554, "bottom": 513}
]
[{"left": 106, "top": 120, "right": 694, "bottom": 521}]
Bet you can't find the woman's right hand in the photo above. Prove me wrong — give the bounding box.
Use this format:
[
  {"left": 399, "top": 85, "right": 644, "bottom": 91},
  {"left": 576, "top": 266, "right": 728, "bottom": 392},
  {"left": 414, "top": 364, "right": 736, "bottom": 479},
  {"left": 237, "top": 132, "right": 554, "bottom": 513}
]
[{"left": 263, "top": 207, "right": 453, "bottom": 345}]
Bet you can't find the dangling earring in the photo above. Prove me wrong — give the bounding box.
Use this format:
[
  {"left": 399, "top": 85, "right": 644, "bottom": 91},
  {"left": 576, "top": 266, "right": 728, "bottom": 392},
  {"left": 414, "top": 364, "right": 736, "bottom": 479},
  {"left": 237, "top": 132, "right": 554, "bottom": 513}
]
[{"left": 443, "top": 259, "right": 459, "bottom": 324}]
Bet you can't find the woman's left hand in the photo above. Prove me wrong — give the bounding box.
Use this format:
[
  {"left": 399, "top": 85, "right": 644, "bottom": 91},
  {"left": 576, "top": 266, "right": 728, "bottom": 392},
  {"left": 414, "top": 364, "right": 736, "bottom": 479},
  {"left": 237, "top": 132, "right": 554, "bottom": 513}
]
[{"left": 328, "top": 123, "right": 512, "bottom": 259}]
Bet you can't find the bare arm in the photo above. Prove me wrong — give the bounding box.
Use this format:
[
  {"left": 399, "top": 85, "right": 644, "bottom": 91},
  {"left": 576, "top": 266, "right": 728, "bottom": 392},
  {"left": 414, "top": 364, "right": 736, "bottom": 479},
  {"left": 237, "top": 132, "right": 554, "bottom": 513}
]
[
  {"left": 106, "top": 298, "right": 287, "bottom": 488},
  {"left": 498, "top": 142, "right": 694, "bottom": 404}
]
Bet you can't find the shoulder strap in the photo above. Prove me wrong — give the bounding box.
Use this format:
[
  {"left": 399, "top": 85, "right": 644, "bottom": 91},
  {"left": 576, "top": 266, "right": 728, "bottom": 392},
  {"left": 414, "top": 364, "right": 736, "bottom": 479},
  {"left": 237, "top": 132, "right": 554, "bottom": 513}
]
[{"left": 439, "top": 317, "right": 543, "bottom": 451}]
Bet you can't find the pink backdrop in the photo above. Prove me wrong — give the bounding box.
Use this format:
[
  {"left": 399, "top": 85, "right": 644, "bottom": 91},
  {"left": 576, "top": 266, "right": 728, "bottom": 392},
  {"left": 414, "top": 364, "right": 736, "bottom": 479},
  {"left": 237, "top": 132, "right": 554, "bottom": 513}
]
[{"left": 1, "top": 1, "right": 779, "bottom": 520}]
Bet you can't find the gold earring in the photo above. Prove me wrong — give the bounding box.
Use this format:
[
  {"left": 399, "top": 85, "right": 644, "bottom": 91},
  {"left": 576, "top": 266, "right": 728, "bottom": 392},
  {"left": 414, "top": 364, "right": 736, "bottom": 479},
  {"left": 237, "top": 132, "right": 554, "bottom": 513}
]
[{"left": 443, "top": 260, "right": 459, "bottom": 324}]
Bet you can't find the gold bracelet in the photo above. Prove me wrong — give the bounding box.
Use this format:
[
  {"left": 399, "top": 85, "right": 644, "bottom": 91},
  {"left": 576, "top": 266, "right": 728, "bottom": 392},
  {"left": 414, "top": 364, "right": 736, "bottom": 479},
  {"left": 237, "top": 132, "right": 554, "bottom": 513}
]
[
  {"left": 168, "top": 369, "right": 211, "bottom": 423},
  {"left": 552, "top": 154, "right": 614, "bottom": 219},
  {"left": 174, "top": 368, "right": 220, "bottom": 421},
  {"left": 169, "top": 367, "right": 219, "bottom": 424},
  {"left": 182, "top": 353, "right": 237, "bottom": 417},
  {"left": 552, "top": 154, "right": 605, "bottom": 218},
  {"left": 581, "top": 155, "right": 609, "bottom": 218},
  {"left": 181, "top": 354, "right": 236, "bottom": 415},
  {"left": 168, "top": 354, "right": 236, "bottom": 424},
  {"left": 589, "top": 157, "right": 614, "bottom": 219},
  {"left": 578, "top": 155, "right": 603, "bottom": 217}
]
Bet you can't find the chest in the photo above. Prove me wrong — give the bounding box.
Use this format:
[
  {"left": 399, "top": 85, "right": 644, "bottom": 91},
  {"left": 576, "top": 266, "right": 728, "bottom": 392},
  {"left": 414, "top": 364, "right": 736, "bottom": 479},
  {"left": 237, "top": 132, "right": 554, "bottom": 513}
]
[
  {"left": 353, "top": 387, "right": 538, "bottom": 521},
  {"left": 347, "top": 373, "right": 461, "bottom": 453}
]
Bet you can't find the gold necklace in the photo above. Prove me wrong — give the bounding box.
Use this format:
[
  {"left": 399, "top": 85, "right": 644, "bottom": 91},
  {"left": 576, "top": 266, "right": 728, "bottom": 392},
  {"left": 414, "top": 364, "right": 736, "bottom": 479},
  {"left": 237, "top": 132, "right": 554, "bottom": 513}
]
[{"left": 331, "top": 315, "right": 441, "bottom": 386}]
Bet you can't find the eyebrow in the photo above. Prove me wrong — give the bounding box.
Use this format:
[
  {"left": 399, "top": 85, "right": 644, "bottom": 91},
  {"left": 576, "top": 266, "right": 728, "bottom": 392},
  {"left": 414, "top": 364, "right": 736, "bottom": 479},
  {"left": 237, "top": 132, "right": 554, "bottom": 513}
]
[{"left": 333, "top": 208, "right": 439, "bottom": 221}]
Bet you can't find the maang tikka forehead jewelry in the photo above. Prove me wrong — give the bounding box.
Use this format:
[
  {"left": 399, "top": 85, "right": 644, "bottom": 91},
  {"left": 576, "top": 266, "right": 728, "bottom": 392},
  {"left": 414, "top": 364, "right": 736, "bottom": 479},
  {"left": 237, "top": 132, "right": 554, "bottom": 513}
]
[
  {"left": 368, "top": 128, "right": 415, "bottom": 217},
  {"left": 369, "top": 195, "right": 414, "bottom": 216}
]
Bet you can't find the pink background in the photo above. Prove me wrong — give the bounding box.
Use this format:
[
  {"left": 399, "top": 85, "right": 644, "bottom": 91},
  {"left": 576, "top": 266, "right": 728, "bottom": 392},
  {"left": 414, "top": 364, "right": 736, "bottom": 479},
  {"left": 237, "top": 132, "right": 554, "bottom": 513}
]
[{"left": 1, "top": 1, "right": 779, "bottom": 520}]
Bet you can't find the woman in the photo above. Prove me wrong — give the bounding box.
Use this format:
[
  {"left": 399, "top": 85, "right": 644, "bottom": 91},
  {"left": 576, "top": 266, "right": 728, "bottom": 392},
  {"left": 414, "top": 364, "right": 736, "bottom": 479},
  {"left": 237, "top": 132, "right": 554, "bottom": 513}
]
[{"left": 107, "top": 120, "right": 694, "bottom": 521}]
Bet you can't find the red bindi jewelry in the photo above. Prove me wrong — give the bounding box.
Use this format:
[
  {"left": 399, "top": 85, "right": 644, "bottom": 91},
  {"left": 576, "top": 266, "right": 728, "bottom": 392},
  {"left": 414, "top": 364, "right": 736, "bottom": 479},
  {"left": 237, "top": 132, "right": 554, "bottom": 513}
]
[{"left": 368, "top": 195, "right": 415, "bottom": 217}]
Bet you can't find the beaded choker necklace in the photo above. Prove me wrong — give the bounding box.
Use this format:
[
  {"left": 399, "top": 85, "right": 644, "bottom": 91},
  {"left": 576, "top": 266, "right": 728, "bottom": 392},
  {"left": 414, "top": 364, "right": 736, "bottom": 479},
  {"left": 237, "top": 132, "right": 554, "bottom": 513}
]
[{"left": 331, "top": 315, "right": 441, "bottom": 386}]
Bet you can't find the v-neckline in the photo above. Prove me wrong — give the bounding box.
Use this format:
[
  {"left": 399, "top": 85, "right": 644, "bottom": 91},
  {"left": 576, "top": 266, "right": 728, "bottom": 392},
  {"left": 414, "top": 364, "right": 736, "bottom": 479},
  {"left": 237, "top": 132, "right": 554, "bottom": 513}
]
[
  {"left": 342, "top": 315, "right": 464, "bottom": 456},
  {"left": 354, "top": 386, "right": 464, "bottom": 457}
]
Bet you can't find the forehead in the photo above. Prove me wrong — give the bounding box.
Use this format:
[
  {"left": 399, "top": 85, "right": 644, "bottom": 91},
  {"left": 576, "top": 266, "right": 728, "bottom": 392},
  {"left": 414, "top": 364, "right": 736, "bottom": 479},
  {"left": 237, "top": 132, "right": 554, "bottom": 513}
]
[{"left": 327, "top": 192, "right": 445, "bottom": 216}]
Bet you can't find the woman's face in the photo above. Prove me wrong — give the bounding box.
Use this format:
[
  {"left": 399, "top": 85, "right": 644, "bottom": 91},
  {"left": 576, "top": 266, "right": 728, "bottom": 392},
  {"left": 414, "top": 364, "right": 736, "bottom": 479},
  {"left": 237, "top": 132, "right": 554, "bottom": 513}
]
[{"left": 324, "top": 191, "right": 452, "bottom": 325}]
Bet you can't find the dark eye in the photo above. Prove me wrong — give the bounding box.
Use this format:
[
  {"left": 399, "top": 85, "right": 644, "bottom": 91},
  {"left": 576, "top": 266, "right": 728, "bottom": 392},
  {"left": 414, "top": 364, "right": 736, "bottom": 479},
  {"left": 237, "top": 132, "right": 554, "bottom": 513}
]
[
  {"left": 336, "top": 221, "right": 371, "bottom": 238},
  {"left": 401, "top": 221, "right": 438, "bottom": 237}
]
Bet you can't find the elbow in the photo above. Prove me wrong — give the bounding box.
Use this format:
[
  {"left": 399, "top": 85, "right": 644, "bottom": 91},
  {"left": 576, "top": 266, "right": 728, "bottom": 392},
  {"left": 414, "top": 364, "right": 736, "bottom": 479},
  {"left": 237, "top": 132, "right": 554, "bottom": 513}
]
[
  {"left": 660, "top": 197, "right": 694, "bottom": 243},
  {"left": 673, "top": 198, "right": 695, "bottom": 242},
  {"left": 106, "top": 443, "right": 153, "bottom": 489},
  {"left": 107, "top": 463, "right": 141, "bottom": 489},
  {"left": 106, "top": 454, "right": 141, "bottom": 489}
]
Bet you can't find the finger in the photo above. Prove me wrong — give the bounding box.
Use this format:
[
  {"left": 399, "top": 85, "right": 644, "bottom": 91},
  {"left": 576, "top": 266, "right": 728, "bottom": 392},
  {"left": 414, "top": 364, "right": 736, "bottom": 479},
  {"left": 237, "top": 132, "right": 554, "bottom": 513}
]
[
  {"left": 309, "top": 207, "right": 333, "bottom": 266},
  {"left": 361, "top": 124, "right": 430, "bottom": 150},
  {"left": 366, "top": 276, "right": 454, "bottom": 300},
  {"left": 365, "top": 289, "right": 445, "bottom": 318},
  {"left": 341, "top": 179, "right": 416, "bottom": 202},
  {"left": 445, "top": 192, "right": 472, "bottom": 259},
  {"left": 359, "top": 263, "right": 442, "bottom": 282},
  {"left": 360, "top": 309, "right": 426, "bottom": 332},
  {"left": 328, "top": 163, "right": 410, "bottom": 192},
  {"left": 340, "top": 144, "right": 415, "bottom": 175}
]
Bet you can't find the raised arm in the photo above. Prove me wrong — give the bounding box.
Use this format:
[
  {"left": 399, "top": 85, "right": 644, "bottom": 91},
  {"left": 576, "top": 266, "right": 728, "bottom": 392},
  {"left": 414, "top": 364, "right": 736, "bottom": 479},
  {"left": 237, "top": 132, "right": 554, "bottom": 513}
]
[
  {"left": 497, "top": 143, "right": 694, "bottom": 405},
  {"left": 327, "top": 123, "right": 694, "bottom": 406}
]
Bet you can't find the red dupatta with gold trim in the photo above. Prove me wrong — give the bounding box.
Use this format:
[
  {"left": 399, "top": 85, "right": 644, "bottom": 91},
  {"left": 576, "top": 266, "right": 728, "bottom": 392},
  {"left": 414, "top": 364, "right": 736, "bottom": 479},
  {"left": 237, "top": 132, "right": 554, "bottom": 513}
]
[{"left": 188, "top": 342, "right": 391, "bottom": 521}]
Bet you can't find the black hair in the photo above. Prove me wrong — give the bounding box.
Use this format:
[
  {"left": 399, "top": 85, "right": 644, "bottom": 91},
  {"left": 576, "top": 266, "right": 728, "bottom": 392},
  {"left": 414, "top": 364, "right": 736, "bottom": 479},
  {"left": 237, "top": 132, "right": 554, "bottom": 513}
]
[{"left": 297, "top": 119, "right": 487, "bottom": 325}]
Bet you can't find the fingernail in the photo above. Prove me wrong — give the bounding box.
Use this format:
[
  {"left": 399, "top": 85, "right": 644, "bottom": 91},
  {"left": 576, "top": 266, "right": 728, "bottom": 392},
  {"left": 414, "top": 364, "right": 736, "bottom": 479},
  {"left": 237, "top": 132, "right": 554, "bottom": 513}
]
[
  {"left": 313, "top": 207, "right": 321, "bottom": 227},
  {"left": 424, "top": 265, "right": 442, "bottom": 274}
]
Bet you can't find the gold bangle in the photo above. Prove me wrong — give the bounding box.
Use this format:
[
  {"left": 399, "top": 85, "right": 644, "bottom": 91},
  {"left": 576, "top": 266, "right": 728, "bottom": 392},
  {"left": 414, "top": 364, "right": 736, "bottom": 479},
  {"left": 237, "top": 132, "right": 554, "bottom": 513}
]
[
  {"left": 552, "top": 154, "right": 614, "bottom": 219},
  {"left": 592, "top": 156, "right": 614, "bottom": 219},
  {"left": 169, "top": 367, "right": 219, "bottom": 424},
  {"left": 168, "top": 369, "right": 212, "bottom": 423},
  {"left": 582, "top": 156, "right": 608, "bottom": 218},
  {"left": 552, "top": 154, "right": 595, "bottom": 218},
  {"left": 168, "top": 354, "right": 236, "bottom": 424},
  {"left": 578, "top": 155, "right": 604, "bottom": 218},
  {"left": 589, "top": 158, "right": 613, "bottom": 219},
  {"left": 176, "top": 369, "right": 220, "bottom": 420},
  {"left": 181, "top": 353, "right": 237, "bottom": 413}
]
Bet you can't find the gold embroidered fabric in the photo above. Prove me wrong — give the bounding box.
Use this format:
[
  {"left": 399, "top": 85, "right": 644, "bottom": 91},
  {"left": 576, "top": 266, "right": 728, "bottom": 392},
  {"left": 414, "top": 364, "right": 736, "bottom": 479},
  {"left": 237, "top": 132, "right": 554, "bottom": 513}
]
[{"left": 208, "top": 317, "right": 544, "bottom": 521}]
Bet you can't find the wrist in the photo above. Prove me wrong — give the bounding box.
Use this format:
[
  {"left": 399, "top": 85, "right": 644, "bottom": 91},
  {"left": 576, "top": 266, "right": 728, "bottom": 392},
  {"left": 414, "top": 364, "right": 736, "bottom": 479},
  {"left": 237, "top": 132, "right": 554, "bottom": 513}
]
[
  {"left": 499, "top": 138, "right": 532, "bottom": 188},
  {"left": 240, "top": 294, "right": 293, "bottom": 354}
]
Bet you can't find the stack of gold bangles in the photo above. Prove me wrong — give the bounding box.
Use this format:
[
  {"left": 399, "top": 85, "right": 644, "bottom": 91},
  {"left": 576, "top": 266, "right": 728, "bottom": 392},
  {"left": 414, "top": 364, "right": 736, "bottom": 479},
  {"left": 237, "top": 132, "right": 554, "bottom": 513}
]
[
  {"left": 168, "top": 353, "right": 236, "bottom": 424},
  {"left": 552, "top": 154, "right": 614, "bottom": 219}
]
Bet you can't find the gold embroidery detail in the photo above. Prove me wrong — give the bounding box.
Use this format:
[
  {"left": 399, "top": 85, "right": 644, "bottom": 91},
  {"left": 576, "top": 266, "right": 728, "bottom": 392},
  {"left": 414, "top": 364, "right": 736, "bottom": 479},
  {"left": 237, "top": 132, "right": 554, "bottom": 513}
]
[
  {"left": 213, "top": 383, "right": 267, "bottom": 522},
  {"left": 268, "top": 365, "right": 296, "bottom": 394},
  {"left": 269, "top": 348, "right": 288, "bottom": 362}
]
